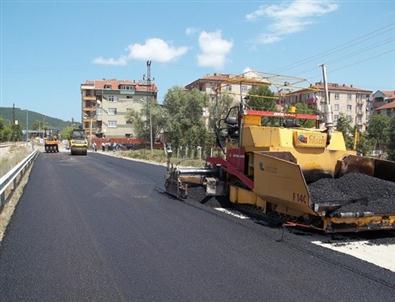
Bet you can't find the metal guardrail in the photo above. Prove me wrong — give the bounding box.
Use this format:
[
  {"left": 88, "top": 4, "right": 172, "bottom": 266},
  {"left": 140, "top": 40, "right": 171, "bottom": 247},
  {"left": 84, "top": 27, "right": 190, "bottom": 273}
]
[{"left": 0, "top": 150, "right": 39, "bottom": 211}]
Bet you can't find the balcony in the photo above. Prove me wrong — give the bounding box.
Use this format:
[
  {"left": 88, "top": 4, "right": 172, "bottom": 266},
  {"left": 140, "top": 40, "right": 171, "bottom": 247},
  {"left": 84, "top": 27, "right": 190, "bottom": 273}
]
[
  {"left": 83, "top": 106, "right": 96, "bottom": 111},
  {"left": 356, "top": 99, "right": 364, "bottom": 106},
  {"left": 83, "top": 95, "right": 96, "bottom": 101}
]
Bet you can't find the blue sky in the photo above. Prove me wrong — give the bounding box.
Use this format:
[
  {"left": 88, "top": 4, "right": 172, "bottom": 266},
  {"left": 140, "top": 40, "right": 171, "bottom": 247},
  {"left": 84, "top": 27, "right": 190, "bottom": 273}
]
[{"left": 1, "top": 0, "right": 395, "bottom": 121}]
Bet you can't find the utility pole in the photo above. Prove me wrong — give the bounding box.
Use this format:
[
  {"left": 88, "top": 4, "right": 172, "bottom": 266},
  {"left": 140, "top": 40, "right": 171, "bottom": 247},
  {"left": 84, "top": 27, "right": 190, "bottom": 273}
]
[
  {"left": 320, "top": 64, "right": 333, "bottom": 140},
  {"left": 146, "top": 60, "right": 153, "bottom": 152},
  {"left": 25, "top": 109, "right": 29, "bottom": 142},
  {"left": 12, "top": 103, "right": 15, "bottom": 125},
  {"left": 89, "top": 117, "right": 93, "bottom": 146}
]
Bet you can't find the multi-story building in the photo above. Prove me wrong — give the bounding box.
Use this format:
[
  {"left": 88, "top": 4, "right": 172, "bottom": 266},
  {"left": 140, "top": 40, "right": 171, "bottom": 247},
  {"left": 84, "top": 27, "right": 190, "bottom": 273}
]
[
  {"left": 81, "top": 79, "right": 157, "bottom": 138},
  {"left": 282, "top": 82, "right": 372, "bottom": 130},
  {"left": 371, "top": 90, "right": 395, "bottom": 110},
  {"left": 374, "top": 90, "right": 395, "bottom": 118},
  {"left": 185, "top": 72, "right": 270, "bottom": 104},
  {"left": 185, "top": 72, "right": 270, "bottom": 126}
]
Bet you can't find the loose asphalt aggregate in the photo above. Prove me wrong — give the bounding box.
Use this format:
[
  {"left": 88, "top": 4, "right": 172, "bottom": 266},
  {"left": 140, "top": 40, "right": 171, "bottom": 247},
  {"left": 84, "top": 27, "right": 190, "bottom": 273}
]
[
  {"left": 309, "top": 172, "right": 395, "bottom": 214},
  {"left": 0, "top": 152, "right": 394, "bottom": 301}
]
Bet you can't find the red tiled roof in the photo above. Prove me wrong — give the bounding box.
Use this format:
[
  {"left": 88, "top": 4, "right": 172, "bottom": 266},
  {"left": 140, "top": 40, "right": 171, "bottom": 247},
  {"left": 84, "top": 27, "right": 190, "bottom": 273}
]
[
  {"left": 81, "top": 79, "right": 157, "bottom": 93},
  {"left": 185, "top": 74, "right": 232, "bottom": 88},
  {"left": 383, "top": 90, "right": 395, "bottom": 99},
  {"left": 293, "top": 82, "right": 372, "bottom": 94},
  {"left": 376, "top": 100, "right": 395, "bottom": 111},
  {"left": 312, "top": 82, "right": 372, "bottom": 93}
]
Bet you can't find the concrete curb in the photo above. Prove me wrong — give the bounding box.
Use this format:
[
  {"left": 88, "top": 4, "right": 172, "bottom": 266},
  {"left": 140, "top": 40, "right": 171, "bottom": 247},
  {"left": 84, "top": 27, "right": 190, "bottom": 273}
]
[{"left": 94, "top": 151, "right": 202, "bottom": 168}]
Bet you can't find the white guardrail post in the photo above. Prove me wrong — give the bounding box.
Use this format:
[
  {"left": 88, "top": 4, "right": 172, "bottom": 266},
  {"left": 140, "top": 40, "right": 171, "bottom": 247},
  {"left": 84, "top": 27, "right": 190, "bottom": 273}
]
[{"left": 0, "top": 150, "right": 39, "bottom": 212}]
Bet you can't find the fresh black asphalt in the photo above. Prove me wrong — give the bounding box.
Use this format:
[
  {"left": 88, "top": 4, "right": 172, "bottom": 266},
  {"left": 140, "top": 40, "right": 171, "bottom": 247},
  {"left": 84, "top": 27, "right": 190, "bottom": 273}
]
[{"left": 0, "top": 152, "right": 394, "bottom": 301}]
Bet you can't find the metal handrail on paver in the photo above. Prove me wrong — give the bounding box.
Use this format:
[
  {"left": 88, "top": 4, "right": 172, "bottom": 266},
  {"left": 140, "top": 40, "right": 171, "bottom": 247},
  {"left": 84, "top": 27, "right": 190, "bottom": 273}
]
[{"left": 0, "top": 150, "right": 39, "bottom": 211}]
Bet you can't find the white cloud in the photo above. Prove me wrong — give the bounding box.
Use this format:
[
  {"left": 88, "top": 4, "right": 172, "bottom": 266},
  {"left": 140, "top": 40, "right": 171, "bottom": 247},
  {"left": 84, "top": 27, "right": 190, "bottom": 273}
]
[
  {"left": 128, "top": 38, "right": 188, "bottom": 62},
  {"left": 92, "top": 56, "right": 128, "bottom": 66},
  {"left": 246, "top": 0, "right": 338, "bottom": 44},
  {"left": 185, "top": 27, "right": 199, "bottom": 35},
  {"left": 197, "top": 31, "right": 233, "bottom": 69},
  {"left": 93, "top": 38, "right": 188, "bottom": 66}
]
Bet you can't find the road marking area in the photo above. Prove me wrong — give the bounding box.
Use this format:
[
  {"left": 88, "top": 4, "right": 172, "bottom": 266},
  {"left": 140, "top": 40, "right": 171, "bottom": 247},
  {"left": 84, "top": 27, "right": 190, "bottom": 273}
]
[
  {"left": 214, "top": 207, "right": 249, "bottom": 220},
  {"left": 312, "top": 240, "right": 395, "bottom": 272}
]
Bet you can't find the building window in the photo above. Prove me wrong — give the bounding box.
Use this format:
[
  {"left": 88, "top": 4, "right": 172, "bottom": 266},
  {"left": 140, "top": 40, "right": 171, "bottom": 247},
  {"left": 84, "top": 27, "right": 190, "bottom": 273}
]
[
  {"left": 108, "top": 108, "right": 117, "bottom": 115},
  {"left": 335, "top": 93, "right": 340, "bottom": 100},
  {"left": 241, "top": 85, "right": 248, "bottom": 93},
  {"left": 347, "top": 105, "right": 352, "bottom": 111},
  {"left": 347, "top": 93, "right": 352, "bottom": 100},
  {"left": 108, "top": 120, "right": 117, "bottom": 128},
  {"left": 334, "top": 104, "right": 339, "bottom": 111},
  {"left": 108, "top": 95, "right": 115, "bottom": 102},
  {"left": 225, "top": 85, "right": 232, "bottom": 91},
  {"left": 119, "top": 85, "right": 135, "bottom": 91},
  {"left": 347, "top": 115, "right": 352, "bottom": 122},
  {"left": 104, "top": 84, "right": 112, "bottom": 89},
  {"left": 97, "top": 108, "right": 102, "bottom": 115},
  {"left": 334, "top": 114, "right": 339, "bottom": 122}
]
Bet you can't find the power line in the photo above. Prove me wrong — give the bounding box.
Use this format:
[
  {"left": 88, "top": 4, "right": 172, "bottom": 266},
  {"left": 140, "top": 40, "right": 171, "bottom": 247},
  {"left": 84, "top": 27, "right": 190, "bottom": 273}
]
[
  {"left": 307, "top": 48, "right": 395, "bottom": 83},
  {"left": 277, "top": 22, "right": 395, "bottom": 73},
  {"left": 331, "top": 48, "right": 395, "bottom": 73},
  {"left": 297, "top": 37, "right": 395, "bottom": 78}
]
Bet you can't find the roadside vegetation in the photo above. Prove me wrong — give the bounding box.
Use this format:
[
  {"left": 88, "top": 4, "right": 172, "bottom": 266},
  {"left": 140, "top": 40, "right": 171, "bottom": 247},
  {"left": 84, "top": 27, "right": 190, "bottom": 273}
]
[
  {"left": 336, "top": 113, "right": 395, "bottom": 157},
  {"left": 0, "top": 145, "right": 30, "bottom": 178},
  {"left": 118, "top": 149, "right": 205, "bottom": 167},
  {"left": 0, "top": 118, "right": 23, "bottom": 142}
]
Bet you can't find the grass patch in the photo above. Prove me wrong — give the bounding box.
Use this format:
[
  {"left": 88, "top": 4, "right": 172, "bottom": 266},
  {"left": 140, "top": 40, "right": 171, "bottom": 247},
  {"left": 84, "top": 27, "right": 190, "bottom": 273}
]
[{"left": 118, "top": 149, "right": 205, "bottom": 167}]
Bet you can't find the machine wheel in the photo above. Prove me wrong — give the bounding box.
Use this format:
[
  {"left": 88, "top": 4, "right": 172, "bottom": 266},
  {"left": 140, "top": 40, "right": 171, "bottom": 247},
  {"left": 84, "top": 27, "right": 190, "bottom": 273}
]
[
  {"left": 55, "top": 145, "right": 59, "bottom": 153},
  {"left": 83, "top": 150, "right": 87, "bottom": 156},
  {"left": 45, "top": 146, "right": 48, "bottom": 153}
]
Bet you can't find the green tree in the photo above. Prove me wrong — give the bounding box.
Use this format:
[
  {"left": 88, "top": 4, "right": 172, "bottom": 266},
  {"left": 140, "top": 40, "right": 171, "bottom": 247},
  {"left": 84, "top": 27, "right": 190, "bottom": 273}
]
[
  {"left": 284, "top": 102, "right": 317, "bottom": 128},
  {"left": 356, "top": 131, "right": 374, "bottom": 156},
  {"left": 60, "top": 126, "right": 74, "bottom": 140},
  {"left": 208, "top": 93, "right": 233, "bottom": 129},
  {"left": 387, "top": 116, "right": 395, "bottom": 161},
  {"left": 0, "top": 118, "right": 9, "bottom": 142},
  {"left": 336, "top": 113, "right": 354, "bottom": 149},
  {"left": 163, "top": 87, "right": 209, "bottom": 155},
  {"left": 247, "top": 86, "right": 278, "bottom": 125},
  {"left": 246, "top": 86, "right": 276, "bottom": 110},
  {"left": 125, "top": 102, "right": 168, "bottom": 142},
  {"left": 367, "top": 114, "right": 390, "bottom": 151}
]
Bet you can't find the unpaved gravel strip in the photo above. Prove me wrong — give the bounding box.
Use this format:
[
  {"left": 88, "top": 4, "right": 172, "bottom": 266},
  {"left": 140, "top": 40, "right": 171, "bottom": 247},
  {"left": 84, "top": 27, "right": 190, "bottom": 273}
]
[{"left": 0, "top": 164, "right": 34, "bottom": 243}]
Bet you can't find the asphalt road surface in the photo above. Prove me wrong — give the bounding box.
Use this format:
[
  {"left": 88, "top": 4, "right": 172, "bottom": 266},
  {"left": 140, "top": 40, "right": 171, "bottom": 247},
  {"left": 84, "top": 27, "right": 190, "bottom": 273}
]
[{"left": 0, "top": 152, "right": 394, "bottom": 301}]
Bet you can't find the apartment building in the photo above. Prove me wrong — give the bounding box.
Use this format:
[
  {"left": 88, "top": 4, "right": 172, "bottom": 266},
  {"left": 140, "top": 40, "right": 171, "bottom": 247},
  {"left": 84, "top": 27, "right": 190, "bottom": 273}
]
[
  {"left": 81, "top": 79, "right": 157, "bottom": 138},
  {"left": 374, "top": 90, "right": 395, "bottom": 118},
  {"left": 185, "top": 72, "right": 270, "bottom": 103},
  {"left": 371, "top": 90, "right": 395, "bottom": 110},
  {"left": 282, "top": 82, "right": 372, "bottom": 130},
  {"left": 185, "top": 72, "right": 270, "bottom": 125}
]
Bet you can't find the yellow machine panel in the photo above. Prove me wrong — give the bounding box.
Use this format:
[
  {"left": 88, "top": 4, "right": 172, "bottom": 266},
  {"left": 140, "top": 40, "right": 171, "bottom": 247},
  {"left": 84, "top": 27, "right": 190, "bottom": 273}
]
[
  {"left": 243, "top": 115, "right": 262, "bottom": 126},
  {"left": 293, "top": 130, "right": 327, "bottom": 148},
  {"left": 253, "top": 153, "right": 316, "bottom": 216}
]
